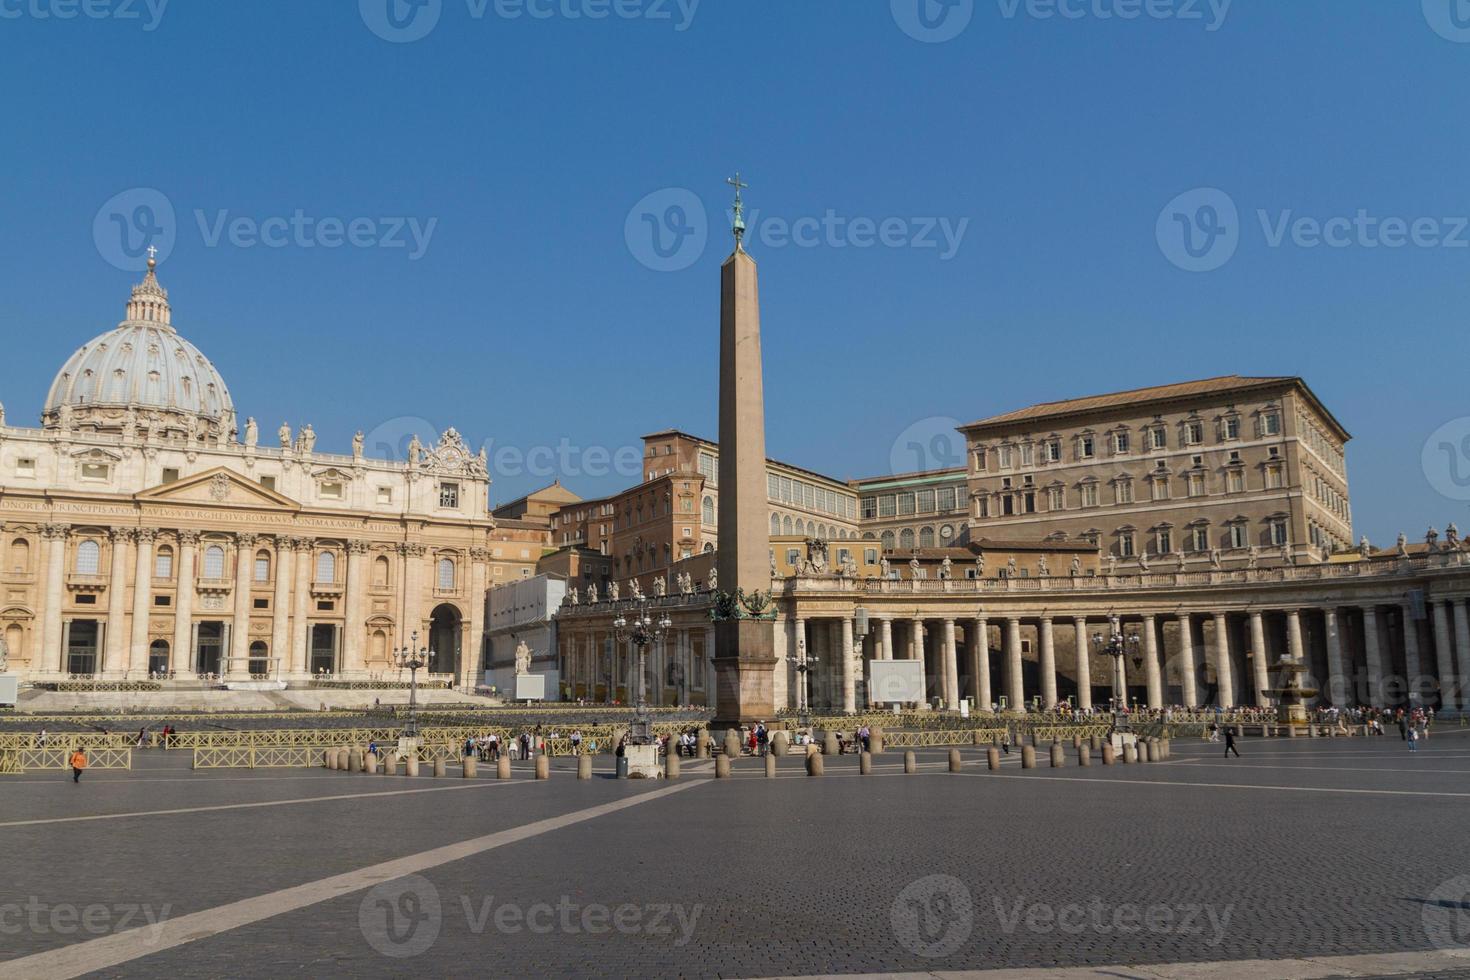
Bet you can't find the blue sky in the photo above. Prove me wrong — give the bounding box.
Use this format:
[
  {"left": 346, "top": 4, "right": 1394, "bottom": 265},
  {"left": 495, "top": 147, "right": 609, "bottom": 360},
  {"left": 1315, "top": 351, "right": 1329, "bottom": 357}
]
[{"left": 2, "top": 0, "right": 1468, "bottom": 544}]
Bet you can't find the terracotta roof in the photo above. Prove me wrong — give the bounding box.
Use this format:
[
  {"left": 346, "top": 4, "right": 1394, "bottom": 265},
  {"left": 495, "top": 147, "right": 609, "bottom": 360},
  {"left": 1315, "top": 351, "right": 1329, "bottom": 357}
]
[{"left": 961, "top": 376, "right": 1299, "bottom": 430}]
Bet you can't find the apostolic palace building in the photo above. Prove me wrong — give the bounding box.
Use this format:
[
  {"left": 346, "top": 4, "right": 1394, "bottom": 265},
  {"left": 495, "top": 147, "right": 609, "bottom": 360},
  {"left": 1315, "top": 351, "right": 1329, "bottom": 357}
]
[{"left": 5, "top": 255, "right": 1470, "bottom": 717}]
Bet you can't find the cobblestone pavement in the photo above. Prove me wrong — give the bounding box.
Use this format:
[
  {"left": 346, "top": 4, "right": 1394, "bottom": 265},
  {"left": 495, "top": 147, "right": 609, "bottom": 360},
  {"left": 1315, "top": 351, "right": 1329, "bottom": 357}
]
[{"left": 4, "top": 733, "right": 1470, "bottom": 978}]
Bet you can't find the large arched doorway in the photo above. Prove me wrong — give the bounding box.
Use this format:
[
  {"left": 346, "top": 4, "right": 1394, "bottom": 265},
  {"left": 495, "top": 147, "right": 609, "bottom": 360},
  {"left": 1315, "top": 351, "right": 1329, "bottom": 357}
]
[
  {"left": 148, "top": 640, "right": 170, "bottom": 677},
  {"left": 249, "top": 641, "right": 270, "bottom": 678},
  {"left": 429, "top": 604, "right": 462, "bottom": 681}
]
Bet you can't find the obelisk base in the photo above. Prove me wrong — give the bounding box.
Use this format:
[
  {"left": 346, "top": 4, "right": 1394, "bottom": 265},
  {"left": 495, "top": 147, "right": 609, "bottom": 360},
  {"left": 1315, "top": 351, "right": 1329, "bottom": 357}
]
[{"left": 712, "top": 620, "right": 777, "bottom": 731}]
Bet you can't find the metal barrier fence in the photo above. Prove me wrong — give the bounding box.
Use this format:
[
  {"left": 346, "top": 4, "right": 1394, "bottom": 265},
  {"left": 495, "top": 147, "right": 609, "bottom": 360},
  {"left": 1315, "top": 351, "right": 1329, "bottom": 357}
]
[
  {"left": 1028, "top": 724, "right": 1112, "bottom": 741},
  {"left": 17, "top": 747, "right": 132, "bottom": 771},
  {"left": 0, "top": 750, "right": 20, "bottom": 775},
  {"left": 0, "top": 731, "right": 141, "bottom": 751},
  {"left": 883, "top": 729, "right": 1008, "bottom": 747}
]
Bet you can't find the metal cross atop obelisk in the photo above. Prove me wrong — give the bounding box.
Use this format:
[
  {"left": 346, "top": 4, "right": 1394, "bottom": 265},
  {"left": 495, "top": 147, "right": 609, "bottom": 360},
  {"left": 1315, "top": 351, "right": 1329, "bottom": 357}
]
[{"left": 726, "top": 172, "right": 749, "bottom": 250}]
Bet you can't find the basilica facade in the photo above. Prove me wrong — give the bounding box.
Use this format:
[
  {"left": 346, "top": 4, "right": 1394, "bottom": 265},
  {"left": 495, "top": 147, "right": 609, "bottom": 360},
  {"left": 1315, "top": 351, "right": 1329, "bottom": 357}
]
[{"left": 0, "top": 261, "right": 544, "bottom": 687}]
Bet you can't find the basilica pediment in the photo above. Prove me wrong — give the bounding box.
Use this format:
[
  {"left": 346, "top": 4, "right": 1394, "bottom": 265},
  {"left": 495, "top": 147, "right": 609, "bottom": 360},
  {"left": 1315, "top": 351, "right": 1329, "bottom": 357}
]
[{"left": 136, "top": 467, "right": 301, "bottom": 510}]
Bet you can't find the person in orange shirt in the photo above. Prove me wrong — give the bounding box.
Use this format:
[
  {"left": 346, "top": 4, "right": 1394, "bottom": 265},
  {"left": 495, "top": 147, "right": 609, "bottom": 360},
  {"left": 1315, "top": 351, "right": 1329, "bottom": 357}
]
[{"left": 70, "top": 747, "right": 88, "bottom": 783}]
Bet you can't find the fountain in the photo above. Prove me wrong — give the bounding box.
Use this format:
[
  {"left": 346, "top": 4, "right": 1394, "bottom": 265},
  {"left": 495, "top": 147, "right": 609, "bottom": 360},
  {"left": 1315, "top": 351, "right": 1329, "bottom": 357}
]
[{"left": 1263, "top": 657, "right": 1318, "bottom": 733}]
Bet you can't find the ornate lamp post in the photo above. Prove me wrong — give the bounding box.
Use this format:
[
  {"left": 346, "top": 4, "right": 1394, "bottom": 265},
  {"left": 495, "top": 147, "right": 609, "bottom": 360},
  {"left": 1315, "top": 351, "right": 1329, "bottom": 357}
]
[
  {"left": 1091, "top": 614, "right": 1141, "bottom": 714},
  {"left": 793, "top": 638, "right": 822, "bottom": 729},
  {"left": 390, "top": 631, "right": 433, "bottom": 743},
  {"left": 613, "top": 596, "right": 671, "bottom": 743}
]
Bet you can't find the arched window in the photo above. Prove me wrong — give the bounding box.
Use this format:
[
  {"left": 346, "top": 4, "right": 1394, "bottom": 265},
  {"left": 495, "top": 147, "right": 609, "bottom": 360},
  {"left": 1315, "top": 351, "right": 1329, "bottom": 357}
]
[
  {"left": 702, "top": 496, "right": 715, "bottom": 525},
  {"left": 75, "top": 539, "right": 101, "bottom": 575},
  {"left": 782, "top": 516, "right": 793, "bottom": 535},
  {"left": 816, "top": 524, "right": 827, "bottom": 540},
  {"left": 438, "top": 558, "right": 456, "bottom": 590},
  {"left": 154, "top": 545, "right": 174, "bottom": 579},
  {"left": 770, "top": 514, "right": 781, "bottom": 536},
  {"left": 254, "top": 550, "right": 271, "bottom": 583},
  {"left": 900, "top": 529, "right": 915, "bottom": 551},
  {"left": 9, "top": 538, "right": 30, "bottom": 574},
  {"left": 315, "top": 551, "right": 336, "bottom": 584},
  {"left": 373, "top": 555, "right": 390, "bottom": 588},
  {"left": 881, "top": 531, "right": 895, "bottom": 552},
  {"left": 203, "top": 545, "right": 226, "bottom": 579},
  {"left": 919, "top": 527, "right": 936, "bottom": 549},
  {"left": 795, "top": 520, "right": 806, "bottom": 537}
]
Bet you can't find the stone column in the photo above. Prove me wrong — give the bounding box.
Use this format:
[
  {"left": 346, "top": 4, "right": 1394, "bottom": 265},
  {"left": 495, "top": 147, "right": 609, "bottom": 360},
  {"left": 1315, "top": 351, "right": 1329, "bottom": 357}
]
[
  {"left": 911, "top": 617, "right": 926, "bottom": 707},
  {"left": 942, "top": 618, "right": 958, "bottom": 711},
  {"left": 269, "top": 537, "right": 292, "bottom": 680},
  {"left": 228, "top": 533, "right": 257, "bottom": 680},
  {"left": 973, "top": 617, "right": 991, "bottom": 710},
  {"left": 128, "top": 529, "right": 156, "bottom": 675},
  {"left": 171, "top": 531, "right": 198, "bottom": 675},
  {"left": 1211, "top": 612, "right": 1234, "bottom": 708},
  {"left": 467, "top": 549, "right": 489, "bottom": 690},
  {"left": 37, "top": 524, "right": 69, "bottom": 676},
  {"left": 291, "top": 538, "right": 313, "bottom": 677},
  {"left": 842, "top": 615, "right": 857, "bottom": 714},
  {"left": 1432, "top": 600, "right": 1456, "bottom": 709},
  {"left": 340, "top": 540, "right": 368, "bottom": 677},
  {"left": 1006, "top": 618, "right": 1024, "bottom": 710},
  {"left": 1249, "top": 611, "right": 1270, "bottom": 707},
  {"left": 1454, "top": 600, "right": 1470, "bottom": 712},
  {"left": 1178, "top": 614, "right": 1199, "bottom": 708},
  {"left": 704, "top": 625, "right": 716, "bottom": 698},
  {"left": 1142, "top": 613, "right": 1162, "bottom": 709},
  {"left": 1362, "top": 605, "right": 1384, "bottom": 708},
  {"left": 1286, "top": 608, "right": 1305, "bottom": 664},
  {"left": 1038, "top": 617, "right": 1057, "bottom": 709},
  {"left": 401, "top": 543, "right": 426, "bottom": 642},
  {"left": 103, "top": 528, "right": 132, "bottom": 677},
  {"left": 1322, "top": 608, "right": 1347, "bottom": 707},
  {"left": 1072, "top": 616, "right": 1092, "bottom": 712},
  {"left": 879, "top": 617, "right": 893, "bottom": 660},
  {"left": 1401, "top": 604, "right": 1423, "bottom": 704},
  {"left": 791, "top": 616, "right": 806, "bottom": 710}
]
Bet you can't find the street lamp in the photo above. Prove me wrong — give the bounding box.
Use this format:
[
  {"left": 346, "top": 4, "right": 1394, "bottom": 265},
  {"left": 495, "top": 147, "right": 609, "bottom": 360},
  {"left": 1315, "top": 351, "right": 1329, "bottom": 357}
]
[
  {"left": 1091, "top": 614, "right": 1141, "bottom": 714},
  {"left": 613, "top": 595, "right": 671, "bottom": 742},
  {"left": 793, "top": 638, "right": 822, "bottom": 728},
  {"left": 390, "top": 631, "right": 433, "bottom": 743}
]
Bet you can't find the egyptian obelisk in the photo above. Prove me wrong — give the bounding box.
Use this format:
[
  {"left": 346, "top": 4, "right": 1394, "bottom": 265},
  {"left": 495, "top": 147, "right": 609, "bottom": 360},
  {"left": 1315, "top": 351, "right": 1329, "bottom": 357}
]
[{"left": 712, "top": 174, "right": 777, "bottom": 729}]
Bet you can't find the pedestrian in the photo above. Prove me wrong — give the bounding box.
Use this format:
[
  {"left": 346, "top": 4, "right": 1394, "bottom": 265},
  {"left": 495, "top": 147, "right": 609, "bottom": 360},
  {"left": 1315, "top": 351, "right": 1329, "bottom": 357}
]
[
  {"left": 1223, "top": 727, "right": 1240, "bottom": 759},
  {"left": 1408, "top": 726, "right": 1419, "bottom": 753},
  {"left": 757, "top": 723, "right": 769, "bottom": 757},
  {"left": 36, "top": 728, "right": 48, "bottom": 748},
  {"left": 70, "top": 746, "right": 88, "bottom": 783}
]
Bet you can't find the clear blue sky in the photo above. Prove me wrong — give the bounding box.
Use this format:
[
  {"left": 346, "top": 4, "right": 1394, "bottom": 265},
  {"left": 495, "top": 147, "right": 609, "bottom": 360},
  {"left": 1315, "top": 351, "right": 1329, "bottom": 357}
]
[{"left": 2, "top": 0, "right": 1467, "bottom": 545}]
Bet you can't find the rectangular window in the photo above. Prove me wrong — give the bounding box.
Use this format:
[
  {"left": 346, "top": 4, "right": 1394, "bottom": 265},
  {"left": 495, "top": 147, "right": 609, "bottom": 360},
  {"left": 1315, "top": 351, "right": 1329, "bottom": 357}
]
[
  {"left": 1187, "top": 474, "right": 1205, "bottom": 497},
  {"left": 786, "top": 549, "right": 800, "bottom": 566},
  {"left": 878, "top": 495, "right": 897, "bottom": 518},
  {"left": 916, "top": 490, "right": 936, "bottom": 513},
  {"left": 1150, "top": 428, "right": 1166, "bottom": 450},
  {"left": 16, "top": 458, "right": 36, "bottom": 478},
  {"left": 1270, "top": 521, "right": 1288, "bottom": 546},
  {"left": 937, "top": 487, "right": 956, "bottom": 511},
  {"left": 1228, "top": 470, "right": 1244, "bottom": 493},
  {"left": 376, "top": 487, "right": 392, "bottom": 504},
  {"left": 1115, "top": 481, "right": 1133, "bottom": 504},
  {"left": 698, "top": 452, "right": 717, "bottom": 485},
  {"left": 973, "top": 449, "right": 987, "bottom": 472},
  {"left": 1263, "top": 413, "right": 1281, "bottom": 436},
  {"left": 997, "top": 445, "right": 1013, "bottom": 469},
  {"left": 439, "top": 482, "right": 459, "bottom": 508},
  {"left": 1024, "top": 492, "right": 1036, "bottom": 513},
  {"left": 81, "top": 462, "right": 109, "bottom": 481},
  {"left": 253, "top": 597, "right": 270, "bottom": 610},
  {"left": 1186, "top": 421, "right": 1204, "bottom": 445},
  {"left": 154, "top": 552, "right": 173, "bottom": 579},
  {"left": 1230, "top": 524, "right": 1247, "bottom": 548},
  {"left": 978, "top": 496, "right": 990, "bottom": 518},
  {"left": 1151, "top": 477, "right": 1169, "bottom": 501},
  {"left": 1191, "top": 528, "right": 1209, "bottom": 552},
  {"left": 897, "top": 493, "right": 916, "bottom": 516},
  {"left": 1080, "top": 484, "right": 1098, "bottom": 507},
  {"left": 1119, "top": 532, "right": 1136, "bottom": 557},
  {"left": 861, "top": 497, "right": 877, "bottom": 520},
  {"left": 1113, "top": 432, "right": 1130, "bottom": 454},
  {"left": 864, "top": 548, "right": 878, "bottom": 564},
  {"left": 1225, "top": 418, "right": 1240, "bottom": 440},
  {"left": 254, "top": 556, "right": 270, "bottom": 582},
  {"left": 1044, "top": 440, "right": 1061, "bottom": 463},
  {"left": 768, "top": 474, "right": 780, "bottom": 500},
  {"left": 1019, "top": 444, "right": 1034, "bottom": 466},
  {"left": 1047, "top": 487, "right": 1064, "bottom": 510},
  {"left": 153, "top": 594, "right": 171, "bottom": 607},
  {"left": 1079, "top": 436, "right": 1095, "bottom": 459},
  {"left": 161, "top": 467, "right": 180, "bottom": 484},
  {"left": 1157, "top": 530, "right": 1172, "bottom": 554},
  {"left": 1265, "top": 464, "right": 1283, "bottom": 489}
]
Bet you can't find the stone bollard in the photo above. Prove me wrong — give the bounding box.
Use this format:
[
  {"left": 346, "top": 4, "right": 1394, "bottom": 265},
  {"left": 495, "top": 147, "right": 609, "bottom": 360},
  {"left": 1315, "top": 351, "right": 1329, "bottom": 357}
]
[
  {"left": 949, "top": 748, "right": 963, "bottom": 773},
  {"left": 823, "top": 731, "right": 840, "bottom": 756},
  {"left": 723, "top": 730, "right": 743, "bottom": 760},
  {"left": 384, "top": 752, "right": 398, "bottom": 775},
  {"left": 1050, "top": 743, "right": 1064, "bottom": 768},
  {"left": 497, "top": 755, "right": 511, "bottom": 780},
  {"left": 1090, "top": 735, "right": 1103, "bottom": 752},
  {"left": 406, "top": 755, "right": 420, "bottom": 777},
  {"left": 972, "top": 729, "right": 986, "bottom": 747},
  {"left": 1308, "top": 724, "right": 1317, "bottom": 738},
  {"left": 1145, "top": 740, "right": 1159, "bottom": 763},
  {"left": 1288, "top": 724, "right": 1298, "bottom": 738},
  {"left": 349, "top": 749, "right": 363, "bottom": 772},
  {"left": 1161, "top": 738, "right": 1171, "bottom": 759},
  {"left": 806, "top": 752, "right": 824, "bottom": 777},
  {"left": 1123, "top": 744, "right": 1138, "bottom": 764},
  {"left": 1021, "top": 745, "right": 1036, "bottom": 769},
  {"left": 697, "top": 731, "right": 711, "bottom": 758},
  {"left": 337, "top": 748, "right": 351, "bottom": 771},
  {"left": 324, "top": 749, "right": 336, "bottom": 770},
  {"left": 870, "top": 725, "right": 885, "bottom": 754},
  {"left": 715, "top": 755, "right": 730, "bottom": 778},
  {"left": 365, "top": 752, "right": 379, "bottom": 775},
  {"left": 577, "top": 754, "right": 592, "bottom": 779},
  {"left": 1078, "top": 744, "right": 1091, "bottom": 766},
  {"left": 903, "top": 750, "right": 917, "bottom": 774},
  {"left": 666, "top": 751, "right": 680, "bottom": 780},
  {"left": 1263, "top": 723, "right": 1272, "bottom": 738},
  {"left": 860, "top": 751, "right": 872, "bottom": 775},
  {"left": 1101, "top": 744, "right": 1116, "bottom": 765},
  {"left": 1073, "top": 734, "right": 1083, "bottom": 750},
  {"left": 433, "top": 759, "right": 446, "bottom": 778},
  {"left": 987, "top": 747, "right": 1000, "bottom": 771},
  {"left": 462, "top": 755, "right": 477, "bottom": 778},
  {"left": 771, "top": 730, "right": 788, "bottom": 757},
  {"left": 535, "top": 755, "right": 549, "bottom": 780},
  {"left": 764, "top": 753, "right": 776, "bottom": 778}
]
